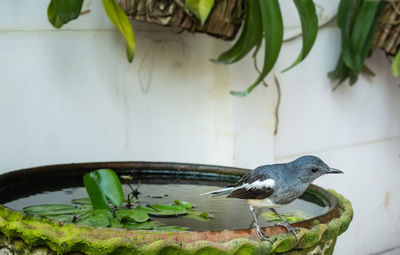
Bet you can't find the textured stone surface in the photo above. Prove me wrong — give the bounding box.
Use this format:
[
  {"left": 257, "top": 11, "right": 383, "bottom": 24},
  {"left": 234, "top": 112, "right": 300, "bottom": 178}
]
[{"left": 0, "top": 190, "right": 352, "bottom": 254}]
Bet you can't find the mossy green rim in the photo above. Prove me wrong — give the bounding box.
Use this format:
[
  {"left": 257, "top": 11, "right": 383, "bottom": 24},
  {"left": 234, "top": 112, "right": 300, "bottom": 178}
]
[{"left": 0, "top": 189, "right": 352, "bottom": 255}]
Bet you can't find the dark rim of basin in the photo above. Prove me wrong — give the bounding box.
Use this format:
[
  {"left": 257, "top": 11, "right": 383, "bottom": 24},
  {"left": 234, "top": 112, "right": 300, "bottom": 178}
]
[{"left": 0, "top": 162, "right": 353, "bottom": 254}]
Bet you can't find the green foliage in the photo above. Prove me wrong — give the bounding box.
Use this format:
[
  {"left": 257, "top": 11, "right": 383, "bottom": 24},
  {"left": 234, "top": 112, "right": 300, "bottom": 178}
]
[
  {"left": 262, "top": 210, "right": 311, "bottom": 223},
  {"left": 23, "top": 204, "right": 81, "bottom": 215},
  {"left": 224, "top": 0, "right": 318, "bottom": 97},
  {"left": 102, "top": 0, "right": 136, "bottom": 62},
  {"left": 212, "top": 0, "right": 262, "bottom": 65},
  {"left": 45, "top": 214, "right": 75, "bottom": 223},
  {"left": 392, "top": 49, "right": 400, "bottom": 77},
  {"left": 47, "top": 0, "right": 83, "bottom": 28},
  {"left": 83, "top": 169, "right": 125, "bottom": 210},
  {"left": 282, "top": 0, "right": 318, "bottom": 72},
  {"left": 72, "top": 198, "right": 92, "bottom": 204},
  {"left": 329, "top": 0, "right": 386, "bottom": 89},
  {"left": 115, "top": 208, "right": 149, "bottom": 223},
  {"left": 75, "top": 209, "right": 112, "bottom": 227},
  {"left": 184, "top": 210, "right": 210, "bottom": 221},
  {"left": 23, "top": 169, "right": 210, "bottom": 231},
  {"left": 185, "top": 0, "right": 215, "bottom": 25}
]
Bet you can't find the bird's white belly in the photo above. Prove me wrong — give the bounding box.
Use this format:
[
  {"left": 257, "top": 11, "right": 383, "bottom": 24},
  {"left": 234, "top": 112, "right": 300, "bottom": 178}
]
[{"left": 246, "top": 198, "right": 282, "bottom": 208}]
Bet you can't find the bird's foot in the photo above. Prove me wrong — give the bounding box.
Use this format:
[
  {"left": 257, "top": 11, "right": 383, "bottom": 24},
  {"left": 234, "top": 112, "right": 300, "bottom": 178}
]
[
  {"left": 274, "top": 222, "right": 299, "bottom": 240},
  {"left": 255, "top": 225, "right": 269, "bottom": 241}
]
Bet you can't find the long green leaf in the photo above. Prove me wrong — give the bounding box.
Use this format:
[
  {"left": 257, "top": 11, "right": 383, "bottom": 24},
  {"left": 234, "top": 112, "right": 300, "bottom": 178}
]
[
  {"left": 186, "top": 0, "right": 215, "bottom": 25},
  {"left": 47, "top": 0, "right": 83, "bottom": 29},
  {"left": 392, "top": 49, "right": 400, "bottom": 77},
  {"left": 83, "top": 169, "right": 124, "bottom": 209},
  {"left": 83, "top": 172, "right": 110, "bottom": 210},
  {"left": 102, "top": 0, "right": 136, "bottom": 62},
  {"left": 213, "top": 0, "right": 262, "bottom": 64},
  {"left": 282, "top": 0, "right": 318, "bottom": 72},
  {"left": 212, "top": 0, "right": 249, "bottom": 64},
  {"left": 351, "top": 1, "right": 381, "bottom": 70},
  {"left": 231, "top": 0, "right": 283, "bottom": 97},
  {"left": 337, "top": 0, "right": 359, "bottom": 70}
]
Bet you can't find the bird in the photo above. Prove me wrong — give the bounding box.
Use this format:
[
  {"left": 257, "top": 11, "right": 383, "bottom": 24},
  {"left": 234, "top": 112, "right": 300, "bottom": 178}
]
[{"left": 202, "top": 155, "right": 343, "bottom": 240}]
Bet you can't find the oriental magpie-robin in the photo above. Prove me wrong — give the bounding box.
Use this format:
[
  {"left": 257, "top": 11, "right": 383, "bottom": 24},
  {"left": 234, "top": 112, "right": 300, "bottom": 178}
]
[{"left": 203, "top": 155, "right": 343, "bottom": 240}]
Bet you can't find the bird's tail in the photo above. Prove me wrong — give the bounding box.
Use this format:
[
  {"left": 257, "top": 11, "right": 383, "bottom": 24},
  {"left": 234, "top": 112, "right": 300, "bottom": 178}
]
[{"left": 201, "top": 187, "right": 234, "bottom": 197}]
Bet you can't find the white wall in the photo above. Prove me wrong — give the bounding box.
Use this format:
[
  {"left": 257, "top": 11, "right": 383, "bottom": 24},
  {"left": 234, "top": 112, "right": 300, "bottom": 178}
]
[{"left": 1, "top": 1, "right": 399, "bottom": 254}]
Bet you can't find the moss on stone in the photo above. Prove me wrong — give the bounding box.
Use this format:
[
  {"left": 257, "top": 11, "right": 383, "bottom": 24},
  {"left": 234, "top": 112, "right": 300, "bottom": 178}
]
[{"left": 0, "top": 189, "right": 353, "bottom": 255}]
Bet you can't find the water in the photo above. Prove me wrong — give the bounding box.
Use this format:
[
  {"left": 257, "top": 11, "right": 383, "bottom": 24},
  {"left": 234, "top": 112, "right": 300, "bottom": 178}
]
[{"left": 4, "top": 184, "right": 328, "bottom": 231}]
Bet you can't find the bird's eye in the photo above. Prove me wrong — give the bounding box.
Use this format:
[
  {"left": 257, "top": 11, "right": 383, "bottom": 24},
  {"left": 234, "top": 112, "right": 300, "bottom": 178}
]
[{"left": 311, "top": 168, "right": 319, "bottom": 173}]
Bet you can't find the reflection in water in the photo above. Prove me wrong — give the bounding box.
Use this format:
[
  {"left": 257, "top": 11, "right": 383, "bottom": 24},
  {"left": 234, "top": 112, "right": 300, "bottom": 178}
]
[{"left": 5, "top": 184, "right": 328, "bottom": 231}]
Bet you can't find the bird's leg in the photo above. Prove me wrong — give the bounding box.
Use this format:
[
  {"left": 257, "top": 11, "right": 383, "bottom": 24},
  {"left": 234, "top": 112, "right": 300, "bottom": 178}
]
[
  {"left": 270, "top": 208, "right": 299, "bottom": 240},
  {"left": 249, "top": 205, "right": 269, "bottom": 241}
]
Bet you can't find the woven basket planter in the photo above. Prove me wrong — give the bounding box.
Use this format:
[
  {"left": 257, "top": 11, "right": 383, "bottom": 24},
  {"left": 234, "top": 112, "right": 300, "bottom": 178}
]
[
  {"left": 118, "top": 0, "right": 243, "bottom": 40},
  {"left": 373, "top": 2, "right": 400, "bottom": 55}
]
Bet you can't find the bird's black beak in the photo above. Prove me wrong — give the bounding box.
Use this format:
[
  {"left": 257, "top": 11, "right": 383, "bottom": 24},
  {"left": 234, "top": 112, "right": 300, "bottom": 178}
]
[{"left": 327, "top": 168, "right": 343, "bottom": 174}]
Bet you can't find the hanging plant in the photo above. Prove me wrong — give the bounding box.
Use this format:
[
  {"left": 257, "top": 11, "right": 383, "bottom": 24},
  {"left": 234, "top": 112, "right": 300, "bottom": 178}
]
[
  {"left": 329, "top": 0, "right": 386, "bottom": 90},
  {"left": 44, "top": 0, "right": 397, "bottom": 96},
  {"left": 214, "top": 0, "right": 318, "bottom": 96}
]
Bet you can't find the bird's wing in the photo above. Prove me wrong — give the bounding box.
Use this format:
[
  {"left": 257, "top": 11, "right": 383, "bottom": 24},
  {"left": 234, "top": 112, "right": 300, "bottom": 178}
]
[
  {"left": 227, "top": 170, "right": 274, "bottom": 199},
  {"left": 227, "top": 185, "right": 273, "bottom": 199}
]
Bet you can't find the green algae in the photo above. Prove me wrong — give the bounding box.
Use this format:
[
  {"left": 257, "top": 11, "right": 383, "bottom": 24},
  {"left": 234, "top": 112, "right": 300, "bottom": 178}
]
[{"left": 0, "top": 189, "right": 353, "bottom": 255}]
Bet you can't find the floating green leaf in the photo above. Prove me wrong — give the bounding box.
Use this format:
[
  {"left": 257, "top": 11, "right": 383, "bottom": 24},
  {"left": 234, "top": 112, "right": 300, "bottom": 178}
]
[
  {"left": 123, "top": 221, "right": 163, "bottom": 230},
  {"left": 23, "top": 204, "right": 80, "bottom": 216},
  {"left": 102, "top": 0, "right": 136, "bottom": 62},
  {"left": 262, "top": 211, "right": 307, "bottom": 223},
  {"left": 174, "top": 200, "right": 192, "bottom": 209},
  {"left": 45, "top": 214, "right": 74, "bottom": 223},
  {"left": 184, "top": 210, "right": 210, "bottom": 221},
  {"left": 282, "top": 0, "right": 318, "bottom": 72},
  {"left": 185, "top": 0, "right": 215, "bottom": 25},
  {"left": 115, "top": 209, "right": 149, "bottom": 223},
  {"left": 109, "top": 218, "right": 124, "bottom": 228},
  {"left": 83, "top": 169, "right": 124, "bottom": 209},
  {"left": 76, "top": 209, "right": 113, "bottom": 227},
  {"left": 392, "top": 50, "right": 400, "bottom": 77},
  {"left": 148, "top": 204, "right": 188, "bottom": 216},
  {"left": 231, "top": 0, "right": 283, "bottom": 97},
  {"left": 72, "top": 198, "right": 92, "bottom": 205},
  {"left": 47, "top": 0, "right": 83, "bottom": 29},
  {"left": 75, "top": 214, "right": 110, "bottom": 227},
  {"left": 134, "top": 204, "right": 188, "bottom": 216},
  {"left": 78, "top": 209, "right": 113, "bottom": 219}
]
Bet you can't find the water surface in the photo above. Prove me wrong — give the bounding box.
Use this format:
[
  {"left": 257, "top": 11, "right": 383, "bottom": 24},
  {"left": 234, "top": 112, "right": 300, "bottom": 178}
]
[{"left": 4, "top": 184, "right": 328, "bottom": 231}]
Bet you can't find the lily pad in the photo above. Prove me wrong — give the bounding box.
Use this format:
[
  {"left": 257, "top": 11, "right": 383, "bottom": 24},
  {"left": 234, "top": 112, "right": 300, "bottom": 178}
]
[
  {"left": 122, "top": 221, "right": 163, "bottom": 230},
  {"left": 72, "top": 198, "right": 92, "bottom": 205},
  {"left": 174, "top": 200, "right": 192, "bottom": 209},
  {"left": 262, "top": 211, "right": 306, "bottom": 223},
  {"left": 109, "top": 218, "right": 124, "bottom": 228},
  {"left": 23, "top": 204, "right": 80, "bottom": 216},
  {"left": 115, "top": 209, "right": 149, "bottom": 223},
  {"left": 184, "top": 210, "right": 210, "bottom": 221},
  {"left": 45, "top": 214, "right": 74, "bottom": 223},
  {"left": 147, "top": 204, "right": 188, "bottom": 216},
  {"left": 78, "top": 209, "right": 113, "bottom": 220},
  {"left": 75, "top": 213, "right": 110, "bottom": 227}
]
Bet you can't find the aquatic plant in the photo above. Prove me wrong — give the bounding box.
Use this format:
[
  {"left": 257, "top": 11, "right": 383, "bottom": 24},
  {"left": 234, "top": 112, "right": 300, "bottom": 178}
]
[{"left": 23, "top": 169, "right": 210, "bottom": 230}]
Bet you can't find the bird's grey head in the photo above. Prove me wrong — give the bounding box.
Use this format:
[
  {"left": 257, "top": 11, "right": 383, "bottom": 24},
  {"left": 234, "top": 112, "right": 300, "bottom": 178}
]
[{"left": 290, "top": 155, "right": 343, "bottom": 183}]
